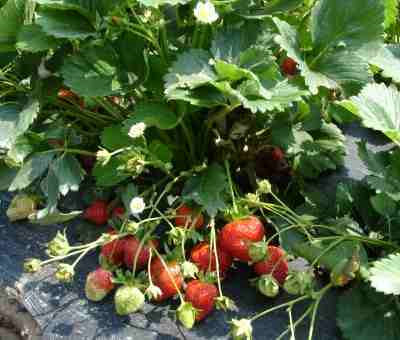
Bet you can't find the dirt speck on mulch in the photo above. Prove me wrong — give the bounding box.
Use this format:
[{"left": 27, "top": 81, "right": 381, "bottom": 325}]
[{"left": 0, "top": 286, "right": 41, "bottom": 340}]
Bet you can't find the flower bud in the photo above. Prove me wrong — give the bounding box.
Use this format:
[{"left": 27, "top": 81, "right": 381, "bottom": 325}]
[
  {"left": 114, "top": 286, "right": 145, "bottom": 315},
  {"left": 24, "top": 258, "right": 42, "bottom": 273},
  {"left": 257, "top": 180, "right": 272, "bottom": 194},
  {"left": 177, "top": 302, "right": 196, "bottom": 329},
  {"left": 257, "top": 275, "right": 279, "bottom": 298},
  {"left": 55, "top": 263, "right": 75, "bottom": 283},
  {"left": 231, "top": 318, "right": 253, "bottom": 340},
  {"left": 47, "top": 231, "right": 70, "bottom": 257}
]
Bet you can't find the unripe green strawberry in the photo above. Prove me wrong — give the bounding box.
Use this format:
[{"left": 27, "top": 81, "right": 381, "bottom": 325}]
[
  {"left": 249, "top": 242, "right": 267, "bottom": 263},
  {"left": 85, "top": 268, "right": 114, "bottom": 301},
  {"left": 177, "top": 302, "right": 197, "bottom": 329},
  {"left": 114, "top": 286, "right": 145, "bottom": 315},
  {"left": 283, "top": 271, "right": 314, "bottom": 295},
  {"left": 257, "top": 275, "right": 279, "bottom": 298}
]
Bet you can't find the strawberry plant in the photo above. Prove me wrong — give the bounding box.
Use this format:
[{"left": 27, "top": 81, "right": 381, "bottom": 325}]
[{"left": 2, "top": 0, "right": 400, "bottom": 339}]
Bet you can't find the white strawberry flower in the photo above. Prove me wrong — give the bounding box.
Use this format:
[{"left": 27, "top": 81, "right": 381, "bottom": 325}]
[
  {"left": 194, "top": 1, "right": 219, "bottom": 24},
  {"left": 130, "top": 197, "right": 146, "bottom": 214},
  {"left": 128, "top": 122, "right": 146, "bottom": 139}
]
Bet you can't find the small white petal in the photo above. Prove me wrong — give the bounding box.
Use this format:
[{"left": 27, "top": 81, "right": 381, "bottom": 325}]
[
  {"left": 130, "top": 197, "right": 146, "bottom": 214},
  {"left": 194, "top": 1, "right": 219, "bottom": 24},
  {"left": 128, "top": 122, "right": 146, "bottom": 139}
]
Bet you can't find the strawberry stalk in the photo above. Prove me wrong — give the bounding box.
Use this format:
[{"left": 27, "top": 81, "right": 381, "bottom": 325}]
[
  {"left": 224, "top": 160, "right": 238, "bottom": 216},
  {"left": 209, "top": 219, "right": 225, "bottom": 300}
]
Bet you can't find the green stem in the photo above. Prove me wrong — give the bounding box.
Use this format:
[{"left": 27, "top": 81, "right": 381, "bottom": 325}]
[
  {"left": 44, "top": 148, "right": 96, "bottom": 157},
  {"left": 159, "top": 21, "right": 169, "bottom": 64},
  {"left": 225, "top": 160, "right": 238, "bottom": 215},
  {"left": 251, "top": 295, "right": 309, "bottom": 322},
  {"left": 180, "top": 120, "right": 196, "bottom": 165},
  {"left": 211, "top": 220, "right": 224, "bottom": 298}
]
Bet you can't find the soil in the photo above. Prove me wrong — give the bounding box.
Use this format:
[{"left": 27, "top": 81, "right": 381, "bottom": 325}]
[{"left": 0, "top": 287, "right": 41, "bottom": 340}]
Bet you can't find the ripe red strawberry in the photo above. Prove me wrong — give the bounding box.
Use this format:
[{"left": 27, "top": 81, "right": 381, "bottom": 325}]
[
  {"left": 83, "top": 200, "right": 109, "bottom": 225},
  {"left": 271, "top": 147, "right": 284, "bottom": 162},
  {"left": 80, "top": 155, "right": 96, "bottom": 174},
  {"left": 150, "top": 258, "right": 184, "bottom": 301},
  {"left": 112, "top": 207, "right": 125, "bottom": 219},
  {"left": 219, "top": 216, "right": 265, "bottom": 262},
  {"left": 58, "top": 89, "right": 85, "bottom": 108},
  {"left": 85, "top": 268, "right": 114, "bottom": 301},
  {"left": 99, "top": 230, "right": 125, "bottom": 268},
  {"left": 281, "top": 57, "right": 298, "bottom": 76},
  {"left": 185, "top": 280, "right": 218, "bottom": 321},
  {"left": 47, "top": 139, "right": 64, "bottom": 148},
  {"left": 253, "top": 246, "right": 288, "bottom": 285},
  {"left": 123, "top": 236, "right": 159, "bottom": 270},
  {"left": 58, "top": 89, "right": 76, "bottom": 100},
  {"left": 175, "top": 205, "right": 205, "bottom": 229},
  {"left": 190, "top": 242, "right": 232, "bottom": 276}
]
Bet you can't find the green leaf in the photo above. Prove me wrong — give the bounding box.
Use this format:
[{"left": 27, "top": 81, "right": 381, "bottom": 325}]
[
  {"left": 280, "top": 228, "right": 368, "bottom": 272},
  {"left": 164, "top": 49, "right": 217, "bottom": 96},
  {"left": 311, "top": 0, "right": 384, "bottom": 56},
  {"left": 37, "top": 8, "right": 95, "bottom": 39},
  {"left": 239, "top": 79, "right": 308, "bottom": 113},
  {"left": 16, "top": 24, "right": 60, "bottom": 52},
  {"left": 357, "top": 143, "right": 400, "bottom": 202},
  {"left": 370, "top": 45, "right": 400, "bottom": 83},
  {"left": 137, "top": 0, "right": 190, "bottom": 7},
  {"left": 29, "top": 209, "right": 81, "bottom": 225},
  {"left": 35, "top": 0, "right": 107, "bottom": 19},
  {"left": 61, "top": 45, "right": 128, "bottom": 97},
  {"left": 240, "top": 0, "right": 303, "bottom": 18},
  {"left": 0, "top": 0, "right": 26, "bottom": 52},
  {"left": 340, "top": 83, "right": 400, "bottom": 145},
  {"left": 7, "top": 134, "right": 35, "bottom": 163},
  {"left": 182, "top": 163, "right": 228, "bottom": 217},
  {"left": 274, "top": 18, "right": 372, "bottom": 95},
  {"left": 93, "top": 157, "right": 130, "bottom": 187},
  {"left": 52, "top": 155, "right": 84, "bottom": 196},
  {"left": 101, "top": 124, "right": 132, "bottom": 151},
  {"left": 0, "top": 104, "right": 19, "bottom": 149},
  {"left": 337, "top": 283, "right": 400, "bottom": 340},
  {"left": 41, "top": 167, "right": 59, "bottom": 211},
  {"left": 148, "top": 140, "right": 173, "bottom": 163},
  {"left": 291, "top": 122, "right": 346, "bottom": 179},
  {"left": 385, "top": 0, "right": 399, "bottom": 28},
  {"left": 0, "top": 162, "right": 17, "bottom": 190},
  {"left": 9, "top": 153, "right": 55, "bottom": 191},
  {"left": 357, "top": 141, "right": 388, "bottom": 174},
  {"left": 123, "top": 102, "right": 179, "bottom": 130},
  {"left": 16, "top": 99, "right": 40, "bottom": 135},
  {"left": 370, "top": 193, "right": 397, "bottom": 217},
  {"left": 370, "top": 253, "right": 400, "bottom": 295},
  {"left": 0, "top": 101, "right": 40, "bottom": 150}
]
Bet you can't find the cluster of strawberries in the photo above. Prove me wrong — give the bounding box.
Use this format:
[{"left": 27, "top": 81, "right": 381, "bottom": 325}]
[{"left": 82, "top": 200, "right": 291, "bottom": 325}]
